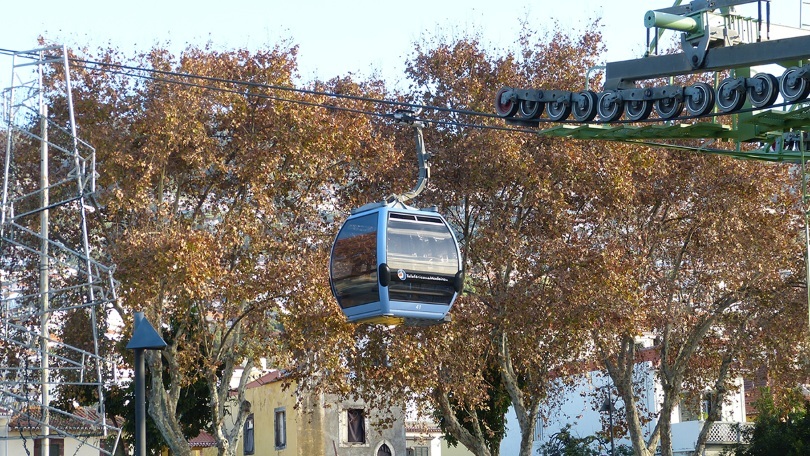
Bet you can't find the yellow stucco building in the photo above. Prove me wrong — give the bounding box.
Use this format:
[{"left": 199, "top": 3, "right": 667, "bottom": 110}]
[{"left": 233, "top": 371, "right": 403, "bottom": 456}]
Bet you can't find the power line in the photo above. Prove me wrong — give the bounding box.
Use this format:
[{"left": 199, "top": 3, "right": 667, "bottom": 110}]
[
  {"left": 2, "top": 46, "right": 744, "bottom": 135},
  {"left": 70, "top": 62, "right": 391, "bottom": 121},
  {"left": 73, "top": 56, "right": 414, "bottom": 110},
  {"left": 64, "top": 57, "right": 540, "bottom": 135},
  {"left": 68, "top": 56, "right": 506, "bottom": 121},
  {"left": 62, "top": 54, "right": 776, "bottom": 127}
]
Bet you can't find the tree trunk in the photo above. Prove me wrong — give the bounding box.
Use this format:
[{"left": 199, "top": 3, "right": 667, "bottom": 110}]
[
  {"left": 603, "top": 338, "right": 659, "bottom": 456},
  {"left": 692, "top": 416, "right": 713, "bottom": 456},
  {"left": 692, "top": 326, "right": 740, "bottom": 456},
  {"left": 658, "top": 394, "right": 675, "bottom": 456},
  {"left": 206, "top": 313, "right": 254, "bottom": 456},
  {"left": 693, "top": 385, "right": 728, "bottom": 456},
  {"left": 434, "top": 389, "right": 493, "bottom": 456},
  {"left": 495, "top": 330, "right": 539, "bottom": 456},
  {"left": 621, "top": 385, "right": 658, "bottom": 456},
  {"left": 145, "top": 348, "right": 192, "bottom": 456},
  {"left": 212, "top": 357, "right": 254, "bottom": 456}
]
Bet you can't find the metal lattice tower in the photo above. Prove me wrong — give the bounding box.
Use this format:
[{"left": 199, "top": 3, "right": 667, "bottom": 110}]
[{"left": 1, "top": 46, "right": 121, "bottom": 455}]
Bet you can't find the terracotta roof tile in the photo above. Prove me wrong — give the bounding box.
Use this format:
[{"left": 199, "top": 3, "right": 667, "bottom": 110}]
[
  {"left": 405, "top": 421, "right": 442, "bottom": 434},
  {"left": 189, "top": 430, "right": 217, "bottom": 448},
  {"left": 244, "top": 370, "right": 285, "bottom": 389},
  {"left": 8, "top": 406, "right": 112, "bottom": 435}
]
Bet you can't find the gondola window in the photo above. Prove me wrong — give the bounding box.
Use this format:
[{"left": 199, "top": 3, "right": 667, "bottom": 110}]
[{"left": 331, "top": 214, "right": 379, "bottom": 308}]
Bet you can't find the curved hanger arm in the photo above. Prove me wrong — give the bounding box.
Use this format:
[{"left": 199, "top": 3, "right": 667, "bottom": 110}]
[{"left": 388, "top": 109, "right": 430, "bottom": 204}]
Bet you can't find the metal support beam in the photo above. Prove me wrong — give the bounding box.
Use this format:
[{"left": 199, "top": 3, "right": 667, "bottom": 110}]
[
  {"left": 656, "top": 0, "right": 761, "bottom": 15},
  {"left": 802, "top": 134, "right": 810, "bottom": 337},
  {"left": 39, "top": 101, "right": 50, "bottom": 456},
  {"left": 605, "top": 35, "right": 810, "bottom": 89},
  {"left": 803, "top": 0, "right": 810, "bottom": 29}
]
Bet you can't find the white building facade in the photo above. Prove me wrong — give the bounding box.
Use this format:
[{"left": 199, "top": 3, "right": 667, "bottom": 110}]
[{"left": 501, "top": 346, "right": 750, "bottom": 456}]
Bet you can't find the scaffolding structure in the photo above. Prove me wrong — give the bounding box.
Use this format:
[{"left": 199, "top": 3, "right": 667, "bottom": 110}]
[{"left": 0, "top": 46, "right": 121, "bottom": 455}]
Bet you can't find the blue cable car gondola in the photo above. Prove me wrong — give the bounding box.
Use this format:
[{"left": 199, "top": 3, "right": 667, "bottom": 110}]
[
  {"left": 329, "top": 109, "right": 464, "bottom": 325},
  {"left": 329, "top": 200, "right": 463, "bottom": 325}
]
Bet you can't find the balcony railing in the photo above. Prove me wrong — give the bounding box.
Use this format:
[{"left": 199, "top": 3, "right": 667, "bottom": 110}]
[
  {"left": 705, "top": 421, "right": 753, "bottom": 444},
  {"left": 671, "top": 420, "right": 753, "bottom": 454}
]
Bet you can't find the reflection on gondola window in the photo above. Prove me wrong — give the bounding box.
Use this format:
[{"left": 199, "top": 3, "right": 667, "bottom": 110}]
[{"left": 331, "top": 214, "right": 379, "bottom": 308}]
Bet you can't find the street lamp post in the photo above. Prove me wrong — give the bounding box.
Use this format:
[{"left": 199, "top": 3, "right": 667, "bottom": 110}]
[
  {"left": 126, "top": 312, "right": 167, "bottom": 456},
  {"left": 600, "top": 393, "right": 616, "bottom": 456}
]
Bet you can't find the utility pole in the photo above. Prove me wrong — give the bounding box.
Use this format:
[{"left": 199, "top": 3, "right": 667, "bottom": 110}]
[{"left": 39, "top": 97, "right": 49, "bottom": 456}]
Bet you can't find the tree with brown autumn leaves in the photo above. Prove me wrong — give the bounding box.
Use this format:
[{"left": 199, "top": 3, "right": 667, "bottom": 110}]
[
  {"left": 581, "top": 145, "right": 807, "bottom": 456},
  {"left": 403, "top": 24, "right": 611, "bottom": 456},
  {"left": 42, "top": 42, "right": 402, "bottom": 456}
]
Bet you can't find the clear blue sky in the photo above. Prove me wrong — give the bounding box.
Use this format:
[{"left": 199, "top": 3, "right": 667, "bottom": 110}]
[{"left": 0, "top": 1, "right": 802, "bottom": 90}]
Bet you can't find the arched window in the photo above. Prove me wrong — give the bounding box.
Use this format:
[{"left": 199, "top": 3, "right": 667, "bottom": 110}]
[{"left": 377, "top": 442, "right": 392, "bottom": 456}]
